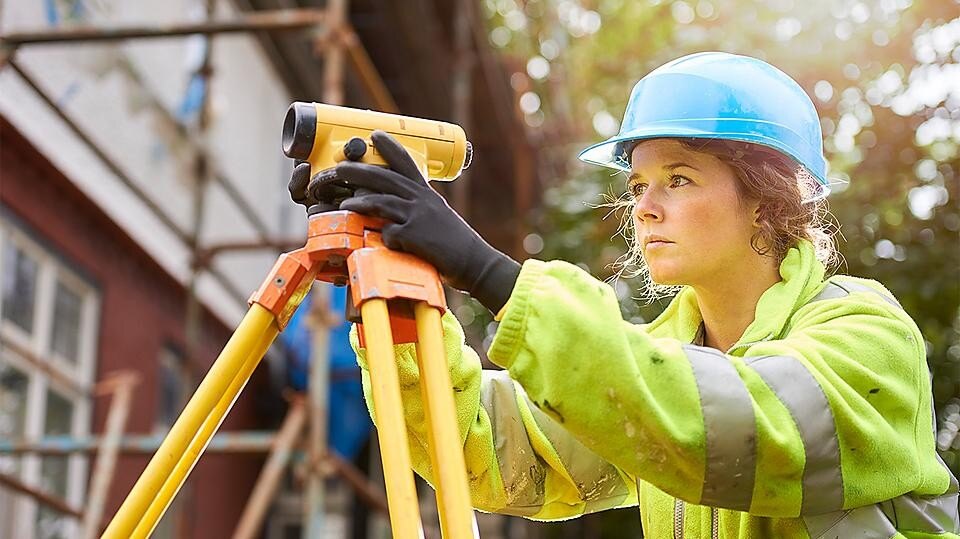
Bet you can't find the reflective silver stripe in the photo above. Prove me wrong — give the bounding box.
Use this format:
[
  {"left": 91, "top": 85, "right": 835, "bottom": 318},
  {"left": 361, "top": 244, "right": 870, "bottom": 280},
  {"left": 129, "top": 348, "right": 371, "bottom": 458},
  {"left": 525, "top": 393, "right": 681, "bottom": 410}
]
[
  {"left": 841, "top": 281, "right": 902, "bottom": 310},
  {"left": 808, "top": 281, "right": 849, "bottom": 303},
  {"left": 480, "top": 370, "right": 544, "bottom": 516},
  {"left": 803, "top": 487, "right": 960, "bottom": 539},
  {"left": 522, "top": 394, "right": 631, "bottom": 514},
  {"left": 803, "top": 505, "right": 898, "bottom": 538},
  {"left": 744, "top": 355, "right": 844, "bottom": 514},
  {"left": 809, "top": 280, "right": 902, "bottom": 310},
  {"left": 883, "top": 489, "right": 960, "bottom": 533},
  {"left": 684, "top": 345, "right": 756, "bottom": 511}
]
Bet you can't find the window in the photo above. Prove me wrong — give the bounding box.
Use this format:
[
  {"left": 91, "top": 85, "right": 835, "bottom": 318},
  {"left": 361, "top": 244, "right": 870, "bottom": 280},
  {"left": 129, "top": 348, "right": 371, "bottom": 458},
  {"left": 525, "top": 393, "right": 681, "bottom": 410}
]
[
  {"left": 2, "top": 241, "right": 39, "bottom": 334},
  {"left": 50, "top": 283, "right": 82, "bottom": 365},
  {"left": 156, "top": 345, "right": 190, "bottom": 431},
  {"left": 36, "top": 390, "right": 74, "bottom": 539},
  {"left": 0, "top": 364, "right": 30, "bottom": 539},
  {"left": 151, "top": 345, "right": 191, "bottom": 539},
  {"left": 0, "top": 217, "right": 100, "bottom": 539}
]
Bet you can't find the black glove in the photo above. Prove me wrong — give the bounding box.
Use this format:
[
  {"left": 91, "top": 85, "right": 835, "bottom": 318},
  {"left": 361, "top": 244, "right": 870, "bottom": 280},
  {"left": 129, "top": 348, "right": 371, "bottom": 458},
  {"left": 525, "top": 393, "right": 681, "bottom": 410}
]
[
  {"left": 288, "top": 160, "right": 313, "bottom": 208},
  {"left": 334, "top": 130, "right": 521, "bottom": 314},
  {"left": 288, "top": 160, "right": 357, "bottom": 214}
]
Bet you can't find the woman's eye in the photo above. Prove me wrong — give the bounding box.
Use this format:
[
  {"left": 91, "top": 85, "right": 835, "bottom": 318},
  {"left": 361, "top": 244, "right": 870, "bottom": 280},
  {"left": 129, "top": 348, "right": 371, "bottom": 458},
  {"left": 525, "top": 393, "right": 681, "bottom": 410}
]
[
  {"left": 669, "top": 175, "right": 691, "bottom": 188},
  {"left": 629, "top": 183, "right": 648, "bottom": 196}
]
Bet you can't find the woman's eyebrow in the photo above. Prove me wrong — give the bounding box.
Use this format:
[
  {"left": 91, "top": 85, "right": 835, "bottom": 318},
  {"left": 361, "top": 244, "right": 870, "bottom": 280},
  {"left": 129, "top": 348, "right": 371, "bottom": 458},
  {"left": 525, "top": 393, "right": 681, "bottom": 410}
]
[
  {"left": 664, "top": 162, "right": 700, "bottom": 172},
  {"left": 627, "top": 162, "right": 701, "bottom": 182}
]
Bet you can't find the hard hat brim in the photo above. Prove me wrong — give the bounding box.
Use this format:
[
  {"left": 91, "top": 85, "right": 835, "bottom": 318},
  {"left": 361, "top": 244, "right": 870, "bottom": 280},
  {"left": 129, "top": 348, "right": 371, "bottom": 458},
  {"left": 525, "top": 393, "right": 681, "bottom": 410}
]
[{"left": 577, "top": 120, "right": 832, "bottom": 201}]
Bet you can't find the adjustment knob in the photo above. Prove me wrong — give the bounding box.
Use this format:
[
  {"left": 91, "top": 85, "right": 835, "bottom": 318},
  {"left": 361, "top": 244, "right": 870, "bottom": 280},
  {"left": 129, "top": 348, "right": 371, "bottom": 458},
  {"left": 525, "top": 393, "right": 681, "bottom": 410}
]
[{"left": 343, "top": 137, "right": 367, "bottom": 161}]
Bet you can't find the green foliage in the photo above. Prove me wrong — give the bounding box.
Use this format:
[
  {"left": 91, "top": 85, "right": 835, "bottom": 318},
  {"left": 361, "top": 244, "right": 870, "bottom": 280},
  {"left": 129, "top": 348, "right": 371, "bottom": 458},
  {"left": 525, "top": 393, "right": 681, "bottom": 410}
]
[{"left": 480, "top": 0, "right": 960, "bottom": 532}]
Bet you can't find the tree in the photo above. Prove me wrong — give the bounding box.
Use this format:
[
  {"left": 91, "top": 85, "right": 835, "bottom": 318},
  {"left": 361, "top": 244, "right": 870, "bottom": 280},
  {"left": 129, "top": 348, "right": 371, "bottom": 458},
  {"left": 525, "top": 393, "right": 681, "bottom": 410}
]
[{"left": 479, "top": 1, "right": 960, "bottom": 535}]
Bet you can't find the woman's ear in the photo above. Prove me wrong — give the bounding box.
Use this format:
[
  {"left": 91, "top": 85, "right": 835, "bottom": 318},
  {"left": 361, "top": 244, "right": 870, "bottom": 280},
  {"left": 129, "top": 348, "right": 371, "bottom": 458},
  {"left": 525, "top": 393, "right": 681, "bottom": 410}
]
[{"left": 745, "top": 199, "right": 762, "bottom": 228}]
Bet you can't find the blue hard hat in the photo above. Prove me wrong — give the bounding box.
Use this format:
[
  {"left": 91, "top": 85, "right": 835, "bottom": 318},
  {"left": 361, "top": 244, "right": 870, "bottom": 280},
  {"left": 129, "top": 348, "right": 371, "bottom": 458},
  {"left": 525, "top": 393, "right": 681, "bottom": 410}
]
[{"left": 578, "top": 52, "right": 830, "bottom": 199}]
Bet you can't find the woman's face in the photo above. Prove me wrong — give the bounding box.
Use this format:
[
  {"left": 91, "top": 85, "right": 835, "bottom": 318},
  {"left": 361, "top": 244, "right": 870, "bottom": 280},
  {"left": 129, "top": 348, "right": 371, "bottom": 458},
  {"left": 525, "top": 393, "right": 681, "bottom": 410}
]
[{"left": 629, "top": 139, "right": 760, "bottom": 287}]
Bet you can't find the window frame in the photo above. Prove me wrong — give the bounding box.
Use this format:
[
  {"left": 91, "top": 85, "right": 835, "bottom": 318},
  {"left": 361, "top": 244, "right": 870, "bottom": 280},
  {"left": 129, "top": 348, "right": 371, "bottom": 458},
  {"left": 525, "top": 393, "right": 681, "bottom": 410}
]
[{"left": 0, "top": 217, "right": 100, "bottom": 539}]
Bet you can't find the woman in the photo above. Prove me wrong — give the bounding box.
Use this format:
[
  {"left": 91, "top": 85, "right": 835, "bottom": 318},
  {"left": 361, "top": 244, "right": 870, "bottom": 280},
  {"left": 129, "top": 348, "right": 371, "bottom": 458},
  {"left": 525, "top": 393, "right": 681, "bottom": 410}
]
[{"left": 294, "top": 52, "right": 959, "bottom": 538}]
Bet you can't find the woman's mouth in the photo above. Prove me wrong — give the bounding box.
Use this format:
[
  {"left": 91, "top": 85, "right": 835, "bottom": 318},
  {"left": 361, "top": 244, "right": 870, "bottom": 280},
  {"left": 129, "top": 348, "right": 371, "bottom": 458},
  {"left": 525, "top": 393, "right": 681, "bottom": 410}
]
[
  {"left": 645, "top": 241, "right": 672, "bottom": 253},
  {"left": 643, "top": 235, "right": 674, "bottom": 250}
]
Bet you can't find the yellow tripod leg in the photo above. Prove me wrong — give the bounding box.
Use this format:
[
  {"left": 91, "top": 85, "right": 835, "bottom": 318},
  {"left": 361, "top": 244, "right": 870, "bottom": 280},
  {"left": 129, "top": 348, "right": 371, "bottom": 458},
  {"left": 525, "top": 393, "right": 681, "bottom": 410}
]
[
  {"left": 360, "top": 299, "right": 424, "bottom": 539},
  {"left": 102, "top": 304, "right": 278, "bottom": 538},
  {"left": 132, "top": 320, "right": 279, "bottom": 537},
  {"left": 413, "top": 302, "right": 475, "bottom": 538}
]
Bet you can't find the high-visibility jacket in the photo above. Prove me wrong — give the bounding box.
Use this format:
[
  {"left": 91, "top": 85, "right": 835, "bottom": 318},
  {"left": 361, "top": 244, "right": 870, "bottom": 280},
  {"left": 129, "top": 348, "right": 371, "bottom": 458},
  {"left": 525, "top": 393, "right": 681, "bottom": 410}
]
[{"left": 351, "top": 241, "right": 959, "bottom": 538}]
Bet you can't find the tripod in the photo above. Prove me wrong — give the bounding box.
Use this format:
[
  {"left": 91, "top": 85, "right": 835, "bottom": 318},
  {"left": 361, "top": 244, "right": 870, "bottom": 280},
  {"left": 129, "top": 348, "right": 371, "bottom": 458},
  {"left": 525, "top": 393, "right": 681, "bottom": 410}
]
[{"left": 102, "top": 210, "right": 475, "bottom": 538}]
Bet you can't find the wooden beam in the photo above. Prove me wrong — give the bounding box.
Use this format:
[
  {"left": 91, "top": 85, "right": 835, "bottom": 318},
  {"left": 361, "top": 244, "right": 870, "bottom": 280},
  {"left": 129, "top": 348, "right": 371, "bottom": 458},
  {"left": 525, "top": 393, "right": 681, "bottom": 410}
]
[
  {"left": 0, "top": 471, "right": 84, "bottom": 519},
  {"left": 0, "top": 9, "right": 326, "bottom": 45}
]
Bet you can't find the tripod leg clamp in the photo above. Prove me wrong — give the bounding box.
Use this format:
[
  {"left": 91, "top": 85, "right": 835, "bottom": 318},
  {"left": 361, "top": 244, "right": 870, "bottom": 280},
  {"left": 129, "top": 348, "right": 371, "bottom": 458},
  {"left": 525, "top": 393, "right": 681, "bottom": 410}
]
[
  {"left": 248, "top": 249, "right": 317, "bottom": 331},
  {"left": 348, "top": 236, "right": 446, "bottom": 345}
]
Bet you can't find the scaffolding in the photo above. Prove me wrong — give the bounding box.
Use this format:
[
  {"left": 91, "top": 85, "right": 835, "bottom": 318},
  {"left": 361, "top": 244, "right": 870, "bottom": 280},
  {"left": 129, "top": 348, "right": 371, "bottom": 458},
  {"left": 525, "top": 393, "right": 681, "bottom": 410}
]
[{"left": 0, "top": 2, "right": 485, "bottom": 537}]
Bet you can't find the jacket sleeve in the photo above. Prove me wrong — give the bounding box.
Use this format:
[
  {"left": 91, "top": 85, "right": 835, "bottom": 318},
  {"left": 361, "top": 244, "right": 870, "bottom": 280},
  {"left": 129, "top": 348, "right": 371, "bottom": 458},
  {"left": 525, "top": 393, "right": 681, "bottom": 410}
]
[
  {"left": 350, "top": 310, "right": 637, "bottom": 520},
  {"left": 487, "top": 260, "right": 949, "bottom": 518}
]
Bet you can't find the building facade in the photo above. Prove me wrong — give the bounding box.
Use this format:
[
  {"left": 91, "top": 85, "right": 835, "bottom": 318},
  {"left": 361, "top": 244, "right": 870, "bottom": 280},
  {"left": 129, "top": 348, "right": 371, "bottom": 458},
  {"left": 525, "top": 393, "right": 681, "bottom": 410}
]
[{"left": 0, "top": 1, "right": 534, "bottom": 537}]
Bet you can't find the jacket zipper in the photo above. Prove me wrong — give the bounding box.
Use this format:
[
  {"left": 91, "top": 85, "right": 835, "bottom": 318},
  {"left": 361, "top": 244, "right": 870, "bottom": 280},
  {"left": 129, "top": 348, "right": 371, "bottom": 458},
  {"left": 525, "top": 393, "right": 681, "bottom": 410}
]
[
  {"left": 673, "top": 498, "right": 685, "bottom": 539},
  {"left": 673, "top": 500, "right": 718, "bottom": 539},
  {"left": 711, "top": 506, "right": 719, "bottom": 539},
  {"left": 726, "top": 332, "right": 775, "bottom": 355}
]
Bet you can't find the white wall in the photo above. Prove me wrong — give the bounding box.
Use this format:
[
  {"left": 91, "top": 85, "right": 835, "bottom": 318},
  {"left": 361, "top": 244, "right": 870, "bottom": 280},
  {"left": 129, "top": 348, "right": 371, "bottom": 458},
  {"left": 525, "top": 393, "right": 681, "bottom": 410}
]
[{"left": 0, "top": 0, "right": 305, "bottom": 326}]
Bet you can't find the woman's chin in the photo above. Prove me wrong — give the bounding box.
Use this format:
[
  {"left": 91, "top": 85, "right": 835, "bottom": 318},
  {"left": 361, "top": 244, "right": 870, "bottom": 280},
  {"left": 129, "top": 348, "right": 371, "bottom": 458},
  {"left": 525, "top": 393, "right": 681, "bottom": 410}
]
[{"left": 647, "top": 266, "right": 685, "bottom": 286}]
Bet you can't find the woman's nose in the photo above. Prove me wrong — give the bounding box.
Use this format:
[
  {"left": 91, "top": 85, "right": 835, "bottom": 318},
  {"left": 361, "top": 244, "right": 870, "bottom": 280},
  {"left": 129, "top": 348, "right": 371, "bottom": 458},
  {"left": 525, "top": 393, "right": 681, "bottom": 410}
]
[{"left": 634, "top": 191, "right": 663, "bottom": 222}]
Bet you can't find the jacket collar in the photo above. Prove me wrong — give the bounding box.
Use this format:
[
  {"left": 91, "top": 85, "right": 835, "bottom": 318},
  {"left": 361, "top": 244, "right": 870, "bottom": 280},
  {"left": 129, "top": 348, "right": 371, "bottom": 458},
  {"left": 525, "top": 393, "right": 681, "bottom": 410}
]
[{"left": 645, "top": 241, "right": 826, "bottom": 354}]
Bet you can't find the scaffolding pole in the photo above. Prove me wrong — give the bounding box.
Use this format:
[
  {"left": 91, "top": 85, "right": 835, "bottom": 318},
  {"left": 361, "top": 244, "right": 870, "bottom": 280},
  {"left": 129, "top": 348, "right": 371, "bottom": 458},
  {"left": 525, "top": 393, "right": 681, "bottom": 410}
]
[
  {"left": 342, "top": 29, "right": 398, "bottom": 113},
  {"left": 0, "top": 9, "right": 326, "bottom": 45},
  {"left": 0, "top": 4, "right": 431, "bottom": 536},
  {"left": 0, "top": 432, "right": 277, "bottom": 455},
  {"left": 6, "top": 59, "right": 248, "bottom": 303},
  {"left": 2, "top": 7, "right": 313, "bottom": 307},
  {"left": 0, "top": 371, "right": 139, "bottom": 535},
  {"left": 232, "top": 398, "right": 307, "bottom": 539},
  {"left": 80, "top": 372, "right": 140, "bottom": 539},
  {"left": 1, "top": 7, "right": 405, "bottom": 305},
  {"left": 178, "top": 4, "right": 219, "bottom": 534},
  {"left": 302, "top": 2, "right": 349, "bottom": 535},
  {"left": 451, "top": 0, "right": 476, "bottom": 218}
]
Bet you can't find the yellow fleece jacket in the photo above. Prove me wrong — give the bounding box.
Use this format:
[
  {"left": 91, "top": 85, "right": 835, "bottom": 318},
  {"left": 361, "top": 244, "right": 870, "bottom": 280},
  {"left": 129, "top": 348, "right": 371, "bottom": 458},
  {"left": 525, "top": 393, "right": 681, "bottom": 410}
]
[{"left": 352, "top": 241, "right": 959, "bottom": 538}]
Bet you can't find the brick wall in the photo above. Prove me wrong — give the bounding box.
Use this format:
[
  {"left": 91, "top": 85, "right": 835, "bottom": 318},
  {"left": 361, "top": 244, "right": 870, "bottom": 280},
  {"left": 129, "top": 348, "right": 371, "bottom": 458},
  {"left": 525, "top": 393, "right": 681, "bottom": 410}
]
[{"left": 0, "top": 116, "right": 274, "bottom": 537}]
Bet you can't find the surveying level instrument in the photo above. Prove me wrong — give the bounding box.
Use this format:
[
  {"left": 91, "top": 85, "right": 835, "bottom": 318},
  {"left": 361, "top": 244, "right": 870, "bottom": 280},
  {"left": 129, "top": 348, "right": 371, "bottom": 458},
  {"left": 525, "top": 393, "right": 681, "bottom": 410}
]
[{"left": 103, "top": 103, "right": 476, "bottom": 538}]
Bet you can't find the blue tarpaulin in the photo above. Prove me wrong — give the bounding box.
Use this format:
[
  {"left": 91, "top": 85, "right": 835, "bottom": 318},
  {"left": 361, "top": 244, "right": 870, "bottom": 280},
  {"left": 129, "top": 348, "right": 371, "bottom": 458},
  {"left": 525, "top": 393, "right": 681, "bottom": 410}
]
[{"left": 281, "top": 285, "right": 372, "bottom": 460}]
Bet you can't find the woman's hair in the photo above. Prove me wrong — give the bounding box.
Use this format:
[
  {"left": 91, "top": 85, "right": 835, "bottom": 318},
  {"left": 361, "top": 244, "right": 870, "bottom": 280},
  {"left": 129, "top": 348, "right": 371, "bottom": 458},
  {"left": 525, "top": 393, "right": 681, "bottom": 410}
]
[{"left": 605, "top": 138, "right": 838, "bottom": 301}]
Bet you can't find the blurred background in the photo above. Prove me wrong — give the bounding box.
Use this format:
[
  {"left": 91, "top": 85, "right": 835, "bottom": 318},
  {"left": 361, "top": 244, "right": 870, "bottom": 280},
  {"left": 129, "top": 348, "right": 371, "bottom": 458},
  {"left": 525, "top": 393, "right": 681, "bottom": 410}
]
[{"left": 0, "top": 0, "right": 956, "bottom": 538}]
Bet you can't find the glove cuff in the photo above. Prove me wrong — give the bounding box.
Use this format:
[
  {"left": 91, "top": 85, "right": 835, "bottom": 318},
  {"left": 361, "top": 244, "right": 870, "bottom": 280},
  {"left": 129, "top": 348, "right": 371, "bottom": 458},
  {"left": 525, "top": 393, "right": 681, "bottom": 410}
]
[{"left": 469, "top": 247, "right": 521, "bottom": 314}]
